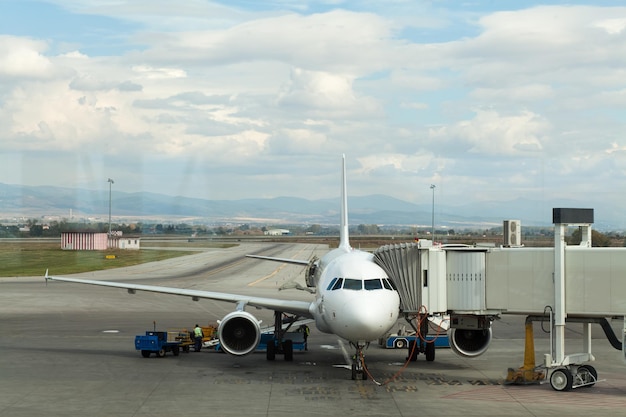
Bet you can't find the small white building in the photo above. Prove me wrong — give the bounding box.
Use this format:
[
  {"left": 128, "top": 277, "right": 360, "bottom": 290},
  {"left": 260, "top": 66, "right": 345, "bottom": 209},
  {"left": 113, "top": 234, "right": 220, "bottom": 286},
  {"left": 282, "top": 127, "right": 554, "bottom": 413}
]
[
  {"left": 264, "top": 229, "right": 290, "bottom": 236},
  {"left": 109, "top": 236, "right": 141, "bottom": 250}
]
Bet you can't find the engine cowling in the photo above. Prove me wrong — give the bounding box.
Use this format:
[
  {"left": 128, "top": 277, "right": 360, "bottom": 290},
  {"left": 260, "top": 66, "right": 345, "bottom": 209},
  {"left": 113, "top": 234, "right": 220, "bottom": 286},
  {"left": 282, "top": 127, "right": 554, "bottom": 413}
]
[
  {"left": 217, "top": 311, "right": 262, "bottom": 356},
  {"left": 449, "top": 328, "right": 492, "bottom": 358}
]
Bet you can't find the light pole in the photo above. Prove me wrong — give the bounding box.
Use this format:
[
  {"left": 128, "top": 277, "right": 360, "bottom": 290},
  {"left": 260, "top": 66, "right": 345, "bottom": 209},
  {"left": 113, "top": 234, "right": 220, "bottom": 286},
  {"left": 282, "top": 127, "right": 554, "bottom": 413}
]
[
  {"left": 430, "top": 184, "right": 436, "bottom": 243},
  {"left": 108, "top": 178, "right": 114, "bottom": 236}
]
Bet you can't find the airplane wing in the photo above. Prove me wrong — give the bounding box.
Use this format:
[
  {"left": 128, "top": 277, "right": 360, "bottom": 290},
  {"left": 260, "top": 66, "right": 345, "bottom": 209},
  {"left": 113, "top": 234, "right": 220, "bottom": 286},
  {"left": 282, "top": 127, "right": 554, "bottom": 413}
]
[
  {"left": 44, "top": 271, "right": 313, "bottom": 317},
  {"left": 245, "top": 254, "right": 310, "bottom": 266}
]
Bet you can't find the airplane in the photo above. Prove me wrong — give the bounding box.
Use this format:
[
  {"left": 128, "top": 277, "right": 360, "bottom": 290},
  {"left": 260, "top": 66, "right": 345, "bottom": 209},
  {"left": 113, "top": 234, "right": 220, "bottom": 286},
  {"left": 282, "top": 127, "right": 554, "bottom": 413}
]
[{"left": 45, "top": 155, "right": 401, "bottom": 380}]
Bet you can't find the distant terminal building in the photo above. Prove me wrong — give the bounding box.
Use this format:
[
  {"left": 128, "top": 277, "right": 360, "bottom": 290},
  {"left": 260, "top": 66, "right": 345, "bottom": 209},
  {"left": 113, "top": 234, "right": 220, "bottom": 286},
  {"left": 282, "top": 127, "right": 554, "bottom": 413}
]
[
  {"left": 61, "top": 231, "right": 140, "bottom": 250},
  {"left": 264, "top": 229, "right": 290, "bottom": 236}
]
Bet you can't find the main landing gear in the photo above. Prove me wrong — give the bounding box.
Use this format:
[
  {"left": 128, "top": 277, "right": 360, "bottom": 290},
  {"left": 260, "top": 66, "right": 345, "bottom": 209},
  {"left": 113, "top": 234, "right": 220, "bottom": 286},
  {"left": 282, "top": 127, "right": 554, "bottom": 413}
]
[
  {"left": 407, "top": 339, "right": 435, "bottom": 362},
  {"left": 266, "top": 311, "right": 295, "bottom": 362}
]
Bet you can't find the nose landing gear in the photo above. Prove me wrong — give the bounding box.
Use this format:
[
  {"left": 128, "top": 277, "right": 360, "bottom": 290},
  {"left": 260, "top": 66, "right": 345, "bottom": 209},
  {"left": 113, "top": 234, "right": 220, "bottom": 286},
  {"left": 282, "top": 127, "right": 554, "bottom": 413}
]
[{"left": 350, "top": 342, "right": 369, "bottom": 380}]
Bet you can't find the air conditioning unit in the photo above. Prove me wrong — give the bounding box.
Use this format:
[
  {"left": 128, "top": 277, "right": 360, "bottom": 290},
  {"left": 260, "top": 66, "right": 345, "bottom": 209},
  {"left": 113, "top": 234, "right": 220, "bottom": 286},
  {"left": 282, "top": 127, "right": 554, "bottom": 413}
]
[{"left": 503, "top": 220, "right": 521, "bottom": 247}]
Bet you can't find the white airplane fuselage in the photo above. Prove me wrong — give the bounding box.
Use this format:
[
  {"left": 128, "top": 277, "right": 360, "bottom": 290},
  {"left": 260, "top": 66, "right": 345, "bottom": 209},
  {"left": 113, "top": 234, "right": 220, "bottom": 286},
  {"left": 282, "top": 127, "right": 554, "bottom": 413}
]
[{"left": 310, "top": 246, "right": 400, "bottom": 343}]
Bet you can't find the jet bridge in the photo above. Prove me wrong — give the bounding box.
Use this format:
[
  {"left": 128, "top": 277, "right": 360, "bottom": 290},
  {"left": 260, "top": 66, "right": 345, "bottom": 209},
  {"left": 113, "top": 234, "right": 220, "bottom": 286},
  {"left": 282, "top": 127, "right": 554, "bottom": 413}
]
[
  {"left": 374, "top": 208, "right": 626, "bottom": 391},
  {"left": 373, "top": 241, "right": 446, "bottom": 314}
]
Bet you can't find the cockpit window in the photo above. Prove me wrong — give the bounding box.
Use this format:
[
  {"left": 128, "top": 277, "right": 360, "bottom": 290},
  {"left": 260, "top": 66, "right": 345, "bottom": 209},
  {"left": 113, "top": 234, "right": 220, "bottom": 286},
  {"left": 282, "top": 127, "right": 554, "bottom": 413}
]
[
  {"left": 331, "top": 278, "right": 344, "bottom": 290},
  {"left": 343, "top": 279, "right": 362, "bottom": 290},
  {"left": 364, "top": 279, "right": 383, "bottom": 290},
  {"left": 329, "top": 278, "right": 393, "bottom": 291},
  {"left": 382, "top": 278, "right": 394, "bottom": 290}
]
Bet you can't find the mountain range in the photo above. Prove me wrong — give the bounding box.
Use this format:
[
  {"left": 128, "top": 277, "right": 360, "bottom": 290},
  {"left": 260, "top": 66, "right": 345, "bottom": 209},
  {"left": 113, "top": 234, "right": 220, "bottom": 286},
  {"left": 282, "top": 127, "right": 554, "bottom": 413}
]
[{"left": 1, "top": 183, "right": 623, "bottom": 230}]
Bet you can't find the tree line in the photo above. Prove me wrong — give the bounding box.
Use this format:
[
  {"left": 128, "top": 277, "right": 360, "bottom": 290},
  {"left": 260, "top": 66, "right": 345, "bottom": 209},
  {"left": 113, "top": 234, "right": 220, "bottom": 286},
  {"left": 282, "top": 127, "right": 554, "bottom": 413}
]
[{"left": 2, "top": 219, "right": 625, "bottom": 247}]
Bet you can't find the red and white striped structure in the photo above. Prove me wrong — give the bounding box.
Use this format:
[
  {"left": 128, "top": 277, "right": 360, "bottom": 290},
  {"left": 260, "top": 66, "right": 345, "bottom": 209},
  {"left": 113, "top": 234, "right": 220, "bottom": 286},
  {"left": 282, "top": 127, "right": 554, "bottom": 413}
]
[{"left": 61, "top": 232, "right": 108, "bottom": 250}]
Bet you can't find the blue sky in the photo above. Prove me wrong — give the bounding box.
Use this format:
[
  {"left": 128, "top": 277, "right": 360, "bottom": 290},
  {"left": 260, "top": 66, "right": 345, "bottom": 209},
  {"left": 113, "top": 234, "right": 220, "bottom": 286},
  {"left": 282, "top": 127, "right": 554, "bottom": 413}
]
[{"left": 1, "top": 1, "right": 626, "bottom": 224}]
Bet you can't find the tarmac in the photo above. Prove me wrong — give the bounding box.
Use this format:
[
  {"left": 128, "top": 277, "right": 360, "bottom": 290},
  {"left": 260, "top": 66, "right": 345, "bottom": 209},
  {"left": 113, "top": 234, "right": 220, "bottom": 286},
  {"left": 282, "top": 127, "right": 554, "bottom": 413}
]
[{"left": 1, "top": 241, "right": 626, "bottom": 417}]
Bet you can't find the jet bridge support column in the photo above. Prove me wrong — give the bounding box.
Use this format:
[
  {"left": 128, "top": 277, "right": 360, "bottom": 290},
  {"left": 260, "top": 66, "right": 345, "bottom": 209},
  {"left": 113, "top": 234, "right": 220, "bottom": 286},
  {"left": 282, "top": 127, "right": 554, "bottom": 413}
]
[
  {"left": 553, "top": 223, "right": 566, "bottom": 366},
  {"left": 546, "top": 208, "right": 596, "bottom": 391}
]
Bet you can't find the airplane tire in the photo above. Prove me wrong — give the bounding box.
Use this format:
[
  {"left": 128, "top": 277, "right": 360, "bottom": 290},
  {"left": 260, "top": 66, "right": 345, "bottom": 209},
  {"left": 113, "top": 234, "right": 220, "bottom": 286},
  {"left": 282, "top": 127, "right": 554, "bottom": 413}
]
[
  {"left": 283, "top": 340, "right": 294, "bottom": 361},
  {"left": 408, "top": 341, "right": 418, "bottom": 362},
  {"left": 267, "top": 339, "right": 276, "bottom": 361},
  {"left": 425, "top": 342, "right": 435, "bottom": 362}
]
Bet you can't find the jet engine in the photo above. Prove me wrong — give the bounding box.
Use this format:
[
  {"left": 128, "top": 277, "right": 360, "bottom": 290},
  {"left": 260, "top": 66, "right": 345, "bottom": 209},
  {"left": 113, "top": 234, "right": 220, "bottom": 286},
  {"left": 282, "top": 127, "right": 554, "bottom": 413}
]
[
  {"left": 217, "top": 311, "right": 262, "bottom": 356},
  {"left": 448, "top": 314, "right": 493, "bottom": 358},
  {"left": 449, "top": 328, "right": 492, "bottom": 358}
]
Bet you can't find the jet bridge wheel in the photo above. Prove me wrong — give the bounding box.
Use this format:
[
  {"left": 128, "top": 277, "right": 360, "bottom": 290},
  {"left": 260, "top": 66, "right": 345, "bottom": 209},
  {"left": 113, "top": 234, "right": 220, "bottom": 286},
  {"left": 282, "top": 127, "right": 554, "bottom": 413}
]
[
  {"left": 550, "top": 368, "right": 573, "bottom": 391},
  {"left": 576, "top": 365, "right": 597, "bottom": 388}
]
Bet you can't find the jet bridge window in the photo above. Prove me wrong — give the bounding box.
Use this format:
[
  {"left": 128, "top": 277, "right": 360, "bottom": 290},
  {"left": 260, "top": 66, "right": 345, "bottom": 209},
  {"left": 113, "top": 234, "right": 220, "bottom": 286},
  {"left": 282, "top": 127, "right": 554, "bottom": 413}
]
[
  {"left": 343, "top": 279, "right": 362, "bottom": 290},
  {"left": 364, "top": 279, "right": 383, "bottom": 290}
]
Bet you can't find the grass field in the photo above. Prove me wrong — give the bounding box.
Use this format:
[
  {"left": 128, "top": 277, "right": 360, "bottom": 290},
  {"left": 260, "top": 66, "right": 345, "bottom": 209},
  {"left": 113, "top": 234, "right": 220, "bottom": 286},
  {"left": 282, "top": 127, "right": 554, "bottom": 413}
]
[{"left": 0, "top": 240, "right": 236, "bottom": 277}]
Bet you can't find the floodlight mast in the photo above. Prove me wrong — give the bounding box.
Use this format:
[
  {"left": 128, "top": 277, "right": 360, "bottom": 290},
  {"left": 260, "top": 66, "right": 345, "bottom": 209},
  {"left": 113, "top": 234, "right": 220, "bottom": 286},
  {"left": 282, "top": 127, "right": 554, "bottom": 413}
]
[
  {"left": 430, "top": 184, "right": 436, "bottom": 243},
  {"left": 107, "top": 178, "right": 114, "bottom": 236}
]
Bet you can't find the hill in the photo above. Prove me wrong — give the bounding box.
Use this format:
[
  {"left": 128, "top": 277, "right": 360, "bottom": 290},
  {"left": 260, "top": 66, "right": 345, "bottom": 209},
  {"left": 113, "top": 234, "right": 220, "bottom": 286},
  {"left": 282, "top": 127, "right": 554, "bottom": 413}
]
[{"left": 0, "top": 183, "right": 623, "bottom": 230}]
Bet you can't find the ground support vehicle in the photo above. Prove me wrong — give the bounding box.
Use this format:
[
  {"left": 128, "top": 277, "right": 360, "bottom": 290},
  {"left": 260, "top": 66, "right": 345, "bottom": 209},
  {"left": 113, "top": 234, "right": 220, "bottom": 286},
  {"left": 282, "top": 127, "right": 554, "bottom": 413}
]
[
  {"left": 135, "top": 331, "right": 184, "bottom": 358},
  {"left": 384, "top": 334, "right": 449, "bottom": 350},
  {"left": 382, "top": 333, "right": 449, "bottom": 363}
]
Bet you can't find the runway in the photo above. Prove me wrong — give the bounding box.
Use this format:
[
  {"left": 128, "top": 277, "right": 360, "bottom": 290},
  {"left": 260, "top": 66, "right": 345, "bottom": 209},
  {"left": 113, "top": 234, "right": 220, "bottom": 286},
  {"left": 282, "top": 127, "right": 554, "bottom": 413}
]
[{"left": 2, "top": 242, "right": 626, "bottom": 417}]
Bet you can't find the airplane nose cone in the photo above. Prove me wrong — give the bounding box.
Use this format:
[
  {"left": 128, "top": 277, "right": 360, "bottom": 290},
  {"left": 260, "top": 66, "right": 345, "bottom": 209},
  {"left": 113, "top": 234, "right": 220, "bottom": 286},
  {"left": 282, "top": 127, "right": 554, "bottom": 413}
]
[{"left": 336, "top": 293, "right": 398, "bottom": 341}]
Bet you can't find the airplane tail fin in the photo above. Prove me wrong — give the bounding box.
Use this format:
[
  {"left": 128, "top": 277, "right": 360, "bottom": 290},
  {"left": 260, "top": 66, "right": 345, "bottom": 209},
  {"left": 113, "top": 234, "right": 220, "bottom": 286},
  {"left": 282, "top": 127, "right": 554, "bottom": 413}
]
[{"left": 339, "top": 154, "right": 351, "bottom": 251}]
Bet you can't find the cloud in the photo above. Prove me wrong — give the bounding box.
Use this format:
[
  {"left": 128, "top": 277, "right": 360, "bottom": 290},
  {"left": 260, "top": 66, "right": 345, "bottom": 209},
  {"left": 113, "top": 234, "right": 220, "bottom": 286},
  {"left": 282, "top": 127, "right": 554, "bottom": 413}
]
[
  {"left": 267, "top": 128, "right": 329, "bottom": 155},
  {"left": 0, "top": 36, "right": 55, "bottom": 79},
  {"left": 134, "top": 10, "right": 396, "bottom": 73},
  {"left": 429, "top": 109, "right": 548, "bottom": 156},
  {"left": 275, "top": 68, "right": 381, "bottom": 119},
  {"left": 1, "top": 2, "right": 626, "bottom": 211},
  {"left": 131, "top": 65, "right": 187, "bottom": 79}
]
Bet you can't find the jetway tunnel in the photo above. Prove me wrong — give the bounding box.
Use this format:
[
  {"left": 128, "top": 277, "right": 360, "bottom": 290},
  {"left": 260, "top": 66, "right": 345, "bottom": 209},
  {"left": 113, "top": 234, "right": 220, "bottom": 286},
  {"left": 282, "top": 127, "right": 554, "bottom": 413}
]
[
  {"left": 372, "top": 208, "right": 626, "bottom": 391},
  {"left": 373, "top": 240, "right": 626, "bottom": 320}
]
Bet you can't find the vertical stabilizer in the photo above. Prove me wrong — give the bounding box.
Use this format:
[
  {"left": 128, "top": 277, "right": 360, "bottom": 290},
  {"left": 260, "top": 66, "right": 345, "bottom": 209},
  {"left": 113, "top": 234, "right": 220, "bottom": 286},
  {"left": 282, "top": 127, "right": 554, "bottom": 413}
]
[{"left": 339, "top": 154, "right": 351, "bottom": 251}]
